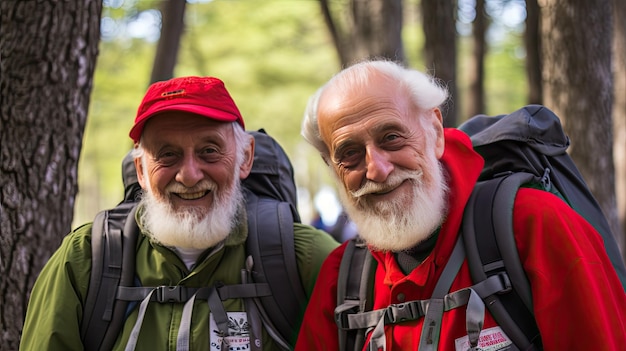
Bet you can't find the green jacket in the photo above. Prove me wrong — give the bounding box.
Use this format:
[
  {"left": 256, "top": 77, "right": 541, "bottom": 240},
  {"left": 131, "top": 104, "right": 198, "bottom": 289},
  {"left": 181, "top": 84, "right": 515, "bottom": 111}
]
[{"left": 20, "top": 209, "right": 339, "bottom": 351}]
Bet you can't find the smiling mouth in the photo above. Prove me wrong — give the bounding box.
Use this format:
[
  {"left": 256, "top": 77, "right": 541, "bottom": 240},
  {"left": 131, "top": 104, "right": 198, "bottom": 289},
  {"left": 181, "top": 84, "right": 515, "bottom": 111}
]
[
  {"left": 371, "top": 180, "right": 409, "bottom": 196},
  {"left": 371, "top": 187, "right": 395, "bottom": 196},
  {"left": 175, "top": 190, "right": 210, "bottom": 200}
]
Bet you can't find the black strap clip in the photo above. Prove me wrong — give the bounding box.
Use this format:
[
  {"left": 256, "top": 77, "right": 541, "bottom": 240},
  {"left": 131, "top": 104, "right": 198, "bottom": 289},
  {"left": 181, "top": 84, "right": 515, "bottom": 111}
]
[{"left": 155, "top": 286, "right": 188, "bottom": 303}]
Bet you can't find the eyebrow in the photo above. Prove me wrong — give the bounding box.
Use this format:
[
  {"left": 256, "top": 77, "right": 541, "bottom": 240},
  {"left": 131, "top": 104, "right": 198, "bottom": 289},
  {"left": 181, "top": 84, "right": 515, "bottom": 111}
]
[
  {"left": 332, "top": 123, "right": 395, "bottom": 154},
  {"left": 332, "top": 137, "right": 358, "bottom": 162}
]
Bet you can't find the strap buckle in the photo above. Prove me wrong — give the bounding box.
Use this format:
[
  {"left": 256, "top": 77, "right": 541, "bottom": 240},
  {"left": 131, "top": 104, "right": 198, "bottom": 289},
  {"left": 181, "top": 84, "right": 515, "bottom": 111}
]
[
  {"left": 495, "top": 272, "right": 513, "bottom": 294},
  {"left": 334, "top": 300, "right": 360, "bottom": 329},
  {"left": 155, "top": 286, "right": 188, "bottom": 303},
  {"left": 384, "top": 301, "right": 425, "bottom": 324}
]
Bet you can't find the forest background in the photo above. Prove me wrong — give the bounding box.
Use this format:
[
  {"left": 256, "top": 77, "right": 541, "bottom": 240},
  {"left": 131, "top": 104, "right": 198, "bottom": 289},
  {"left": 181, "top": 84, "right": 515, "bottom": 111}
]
[
  {"left": 1, "top": 0, "right": 625, "bottom": 348},
  {"left": 77, "top": 0, "right": 528, "bottom": 226}
]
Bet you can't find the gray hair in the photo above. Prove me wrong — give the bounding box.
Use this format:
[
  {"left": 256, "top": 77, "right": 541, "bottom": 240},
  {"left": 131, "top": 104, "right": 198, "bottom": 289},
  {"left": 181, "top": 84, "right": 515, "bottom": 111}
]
[{"left": 301, "top": 59, "right": 449, "bottom": 158}]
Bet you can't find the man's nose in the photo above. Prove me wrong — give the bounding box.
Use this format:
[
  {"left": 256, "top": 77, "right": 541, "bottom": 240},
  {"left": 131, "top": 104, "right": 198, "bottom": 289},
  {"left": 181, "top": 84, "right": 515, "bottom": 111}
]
[
  {"left": 365, "top": 147, "right": 393, "bottom": 183},
  {"left": 175, "top": 155, "right": 203, "bottom": 187}
]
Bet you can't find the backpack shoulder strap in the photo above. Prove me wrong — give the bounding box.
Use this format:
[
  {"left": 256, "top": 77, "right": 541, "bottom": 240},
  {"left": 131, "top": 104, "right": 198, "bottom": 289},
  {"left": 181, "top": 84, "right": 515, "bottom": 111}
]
[
  {"left": 81, "top": 203, "right": 139, "bottom": 351},
  {"left": 463, "top": 173, "right": 542, "bottom": 350},
  {"left": 335, "top": 237, "right": 377, "bottom": 351},
  {"left": 244, "top": 189, "right": 307, "bottom": 345}
]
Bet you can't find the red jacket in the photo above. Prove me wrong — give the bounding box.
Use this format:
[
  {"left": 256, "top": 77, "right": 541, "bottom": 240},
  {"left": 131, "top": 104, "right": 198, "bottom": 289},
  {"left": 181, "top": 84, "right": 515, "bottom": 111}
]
[{"left": 296, "top": 129, "right": 626, "bottom": 351}]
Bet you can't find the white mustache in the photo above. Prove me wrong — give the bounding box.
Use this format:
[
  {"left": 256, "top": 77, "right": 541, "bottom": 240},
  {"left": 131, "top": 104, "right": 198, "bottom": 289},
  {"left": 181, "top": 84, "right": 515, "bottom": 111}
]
[{"left": 350, "top": 170, "right": 423, "bottom": 198}]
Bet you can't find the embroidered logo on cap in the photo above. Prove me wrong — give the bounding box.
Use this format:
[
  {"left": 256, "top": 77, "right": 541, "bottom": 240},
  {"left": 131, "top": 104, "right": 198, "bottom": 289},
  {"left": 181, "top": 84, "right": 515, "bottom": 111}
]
[{"left": 161, "top": 89, "right": 186, "bottom": 98}]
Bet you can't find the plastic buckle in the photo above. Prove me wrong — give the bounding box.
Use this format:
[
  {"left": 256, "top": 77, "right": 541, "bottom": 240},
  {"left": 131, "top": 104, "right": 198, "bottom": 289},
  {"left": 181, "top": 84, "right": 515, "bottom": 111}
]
[
  {"left": 385, "top": 301, "right": 423, "bottom": 324},
  {"left": 496, "top": 273, "right": 513, "bottom": 294},
  {"left": 334, "top": 301, "right": 360, "bottom": 329},
  {"left": 156, "top": 286, "right": 187, "bottom": 303}
]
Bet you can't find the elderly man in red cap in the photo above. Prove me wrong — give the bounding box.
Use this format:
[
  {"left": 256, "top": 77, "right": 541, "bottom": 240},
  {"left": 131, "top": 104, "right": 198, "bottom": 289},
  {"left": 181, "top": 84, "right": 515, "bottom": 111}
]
[{"left": 20, "top": 77, "right": 339, "bottom": 351}]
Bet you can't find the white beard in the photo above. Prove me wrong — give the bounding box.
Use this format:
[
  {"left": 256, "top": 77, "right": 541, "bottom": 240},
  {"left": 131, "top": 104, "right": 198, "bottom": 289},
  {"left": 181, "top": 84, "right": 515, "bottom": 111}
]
[
  {"left": 337, "top": 155, "right": 448, "bottom": 252},
  {"left": 139, "top": 175, "right": 243, "bottom": 250}
]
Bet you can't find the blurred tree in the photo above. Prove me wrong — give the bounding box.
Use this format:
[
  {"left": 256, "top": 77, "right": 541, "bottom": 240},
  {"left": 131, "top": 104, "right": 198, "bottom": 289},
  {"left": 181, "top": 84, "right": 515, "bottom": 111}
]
[
  {"left": 318, "top": 0, "right": 405, "bottom": 66},
  {"left": 421, "top": 0, "right": 459, "bottom": 127},
  {"left": 524, "top": 0, "right": 542, "bottom": 104},
  {"left": 467, "top": 0, "right": 488, "bottom": 117},
  {"left": 612, "top": 0, "right": 626, "bottom": 257},
  {"left": 150, "top": 0, "right": 187, "bottom": 84},
  {"left": 541, "top": 0, "right": 620, "bottom": 238},
  {"left": 0, "top": 0, "right": 101, "bottom": 347}
]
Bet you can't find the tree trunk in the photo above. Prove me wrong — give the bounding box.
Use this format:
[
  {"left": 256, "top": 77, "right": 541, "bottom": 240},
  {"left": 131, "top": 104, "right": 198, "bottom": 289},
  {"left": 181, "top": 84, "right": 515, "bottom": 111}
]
[
  {"left": 525, "top": 0, "right": 542, "bottom": 104},
  {"left": 150, "top": 0, "right": 187, "bottom": 84},
  {"left": 540, "top": 0, "right": 619, "bottom": 237},
  {"left": 318, "top": 0, "right": 346, "bottom": 64},
  {"left": 318, "top": 0, "right": 405, "bottom": 67},
  {"left": 0, "top": 0, "right": 101, "bottom": 348},
  {"left": 467, "top": 0, "right": 487, "bottom": 117},
  {"left": 421, "top": 0, "right": 458, "bottom": 127},
  {"left": 612, "top": 0, "right": 626, "bottom": 258},
  {"left": 351, "top": 0, "right": 405, "bottom": 65}
]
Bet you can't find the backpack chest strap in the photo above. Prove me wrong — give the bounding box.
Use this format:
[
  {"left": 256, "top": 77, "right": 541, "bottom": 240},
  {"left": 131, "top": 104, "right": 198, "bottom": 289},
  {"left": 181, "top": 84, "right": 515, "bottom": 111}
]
[
  {"left": 118, "top": 282, "right": 273, "bottom": 351},
  {"left": 345, "top": 236, "right": 511, "bottom": 351},
  {"left": 116, "top": 282, "right": 272, "bottom": 303}
]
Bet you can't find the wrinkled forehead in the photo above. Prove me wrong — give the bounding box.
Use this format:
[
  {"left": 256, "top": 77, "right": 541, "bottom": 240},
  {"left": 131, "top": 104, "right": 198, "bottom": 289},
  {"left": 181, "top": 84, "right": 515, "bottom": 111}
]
[{"left": 317, "top": 73, "right": 409, "bottom": 125}]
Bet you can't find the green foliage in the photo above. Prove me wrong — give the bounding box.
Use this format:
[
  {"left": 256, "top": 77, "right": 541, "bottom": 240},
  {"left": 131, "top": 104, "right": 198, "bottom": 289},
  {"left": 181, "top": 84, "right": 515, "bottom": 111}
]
[
  {"left": 456, "top": 31, "right": 526, "bottom": 123},
  {"left": 484, "top": 33, "right": 527, "bottom": 115},
  {"left": 75, "top": 0, "right": 528, "bottom": 227}
]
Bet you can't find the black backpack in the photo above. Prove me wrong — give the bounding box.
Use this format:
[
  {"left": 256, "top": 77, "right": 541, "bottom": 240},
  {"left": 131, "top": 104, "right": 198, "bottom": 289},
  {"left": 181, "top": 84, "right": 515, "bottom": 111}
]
[
  {"left": 334, "top": 105, "right": 626, "bottom": 351},
  {"left": 79, "top": 129, "right": 305, "bottom": 351}
]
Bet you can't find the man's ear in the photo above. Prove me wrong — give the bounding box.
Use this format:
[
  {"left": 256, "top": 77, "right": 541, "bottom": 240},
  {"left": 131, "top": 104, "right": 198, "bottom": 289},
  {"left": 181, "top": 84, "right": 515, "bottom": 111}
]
[
  {"left": 433, "top": 108, "right": 445, "bottom": 159},
  {"left": 134, "top": 154, "right": 147, "bottom": 189},
  {"left": 239, "top": 135, "right": 255, "bottom": 179}
]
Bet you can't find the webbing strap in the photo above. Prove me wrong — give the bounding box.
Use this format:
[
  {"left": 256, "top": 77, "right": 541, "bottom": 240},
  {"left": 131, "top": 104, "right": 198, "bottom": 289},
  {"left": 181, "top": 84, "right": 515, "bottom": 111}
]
[
  {"left": 242, "top": 257, "right": 263, "bottom": 351},
  {"left": 355, "top": 286, "right": 487, "bottom": 351},
  {"left": 243, "top": 296, "right": 263, "bottom": 351},
  {"left": 124, "top": 288, "right": 156, "bottom": 351},
  {"left": 176, "top": 293, "right": 197, "bottom": 351},
  {"left": 335, "top": 256, "right": 511, "bottom": 350},
  {"left": 339, "top": 300, "right": 428, "bottom": 330},
  {"left": 118, "top": 281, "right": 274, "bottom": 350},
  {"left": 208, "top": 286, "right": 229, "bottom": 343},
  {"left": 116, "top": 283, "right": 272, "bottom": 302},
  {"left": 417, "top": 235, "right": 467, "bottom": 351},
  {"left": 465, "top": 289, "right": 485, "bottom": 348},
  {"left": 367, "top": 300, "right": 429, "bottom": 351}
]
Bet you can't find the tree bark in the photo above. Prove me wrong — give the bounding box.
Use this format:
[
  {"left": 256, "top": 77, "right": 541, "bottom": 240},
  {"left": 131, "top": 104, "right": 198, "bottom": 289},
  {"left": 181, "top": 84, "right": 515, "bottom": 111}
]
[
  {"left": 318, "top": 0, "right": 405, "bottom": 67},
  {"left": 150, "top": 0, "right": 186, "bottom": 84},
  {"left": 421, "top": 0, "right": 458, "bottom": 127},
  {"left": 0, "top": 0, "right": 101, "bottom": 348},
  {"left": 540, "top": 0, "right": 619, "bottom": 236},
  {"left": 612, "top": 0, "right": 626, "bottom": 258},
  {"left": 525, "top": 0, "right": 542, "bottom": 104},
  {"left": 467, "top": 0, "right": 487, "bottom": 117}
]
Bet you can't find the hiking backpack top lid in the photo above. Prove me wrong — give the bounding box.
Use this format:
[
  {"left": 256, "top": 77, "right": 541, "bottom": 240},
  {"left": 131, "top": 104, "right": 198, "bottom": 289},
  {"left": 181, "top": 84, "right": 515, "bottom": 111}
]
[
  {"left": 243, "top": 129, "right": 300, "bottom": 223},
  {"left": 458, "top": 104, "right": 626, "bottom": 290},
  {"left": 459, "top": 104, "right": 569, "bottom": 158}
]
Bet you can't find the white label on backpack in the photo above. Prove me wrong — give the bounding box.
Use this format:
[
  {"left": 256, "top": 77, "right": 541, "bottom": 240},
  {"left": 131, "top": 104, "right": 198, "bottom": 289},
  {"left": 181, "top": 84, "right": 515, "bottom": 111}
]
[
  {"left": 209, "top": 312, "right": 251, "bottom": 351},
  {"left": 454, "top": 326, "right": 513, "bottom": 351}
]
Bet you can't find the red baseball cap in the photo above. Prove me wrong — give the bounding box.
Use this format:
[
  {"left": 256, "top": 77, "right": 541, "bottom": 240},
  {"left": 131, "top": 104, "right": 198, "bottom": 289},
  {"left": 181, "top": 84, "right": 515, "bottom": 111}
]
[{"left": 129, "top": 76, "right": 245, "bottom": 143}]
